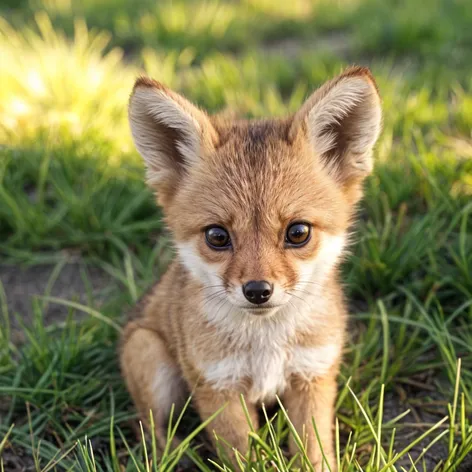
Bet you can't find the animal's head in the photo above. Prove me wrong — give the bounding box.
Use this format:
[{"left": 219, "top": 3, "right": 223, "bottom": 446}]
[{"left": 129, "top": 67, "right": 381, "bottom": 318}]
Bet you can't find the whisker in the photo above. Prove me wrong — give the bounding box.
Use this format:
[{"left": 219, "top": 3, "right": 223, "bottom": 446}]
[
  {"left": 286, "top": 291, "right": 312, "bottom": 310},
  {"left": 213, "top": 297, "right": 229, "bottom": 320},
  {"left": 203, "top": 291, "right": 225, "bottom": 304},
  {"left": 201, "top": 290, "right": 226, "bottom": 309},
  {"left": 289, "top": 287, "right": 320, "bottom": 297},
  {"left": 282, "top": 280, "right": 324, "bottom": 296},
  {"left": 195, "top": 284, "right": 225, "bottom": 295},
  {"left": 286, "top": 299, "right": 299, "bottom": 316},
  {"left": 295, "top": 280, "right": 324, "bottom": 287}
]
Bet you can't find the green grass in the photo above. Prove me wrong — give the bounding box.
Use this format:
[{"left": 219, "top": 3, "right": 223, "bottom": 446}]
[{"left": 1, "top": 0, "right": 472, "bottom": 470}]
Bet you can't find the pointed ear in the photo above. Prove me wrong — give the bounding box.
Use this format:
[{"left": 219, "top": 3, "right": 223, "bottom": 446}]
[
  {"left": 290, "top": 66, "right": 382, "bottom": 187},
  {"left": 128, "top": 77, "right": 218, "bottom": 205}
]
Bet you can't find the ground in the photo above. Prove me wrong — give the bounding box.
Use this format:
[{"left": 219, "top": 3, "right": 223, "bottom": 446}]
[{"left": 0, "top": 0, "right": 471, "bottom": 471}]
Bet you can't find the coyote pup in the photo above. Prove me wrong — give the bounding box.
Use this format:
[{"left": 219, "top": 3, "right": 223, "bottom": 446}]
[{"left": 121, "top": 66, "right": 382, "bottom": 470}]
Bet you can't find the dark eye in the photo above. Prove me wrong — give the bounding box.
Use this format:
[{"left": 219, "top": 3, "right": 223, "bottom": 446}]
[
  {"left": 205, "top": 226, "right": 231, "bottom": 250},
  {"left": 285, "top": 222, "right": 311, "bottom": 247}
]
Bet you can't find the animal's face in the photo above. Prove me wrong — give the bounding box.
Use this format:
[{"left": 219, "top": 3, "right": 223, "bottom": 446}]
[
  {"left": 169, "top": 123, "right": 349, "bottom": 316},
  {"left": 129, "top": 67, "right": 381, "bottom": 318}
]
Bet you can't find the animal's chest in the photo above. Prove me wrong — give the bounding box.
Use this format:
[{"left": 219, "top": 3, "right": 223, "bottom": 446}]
[{"left": 201, "top": 343, "right": 338, "bottom": 403}]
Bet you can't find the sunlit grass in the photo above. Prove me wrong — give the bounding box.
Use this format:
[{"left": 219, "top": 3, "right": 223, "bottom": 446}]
[
  {"left": 0, "top": 13, "right": 135, "bottom": 158},
  {"left": 9, "top": 0, "right": 335, "bottom": 56}
]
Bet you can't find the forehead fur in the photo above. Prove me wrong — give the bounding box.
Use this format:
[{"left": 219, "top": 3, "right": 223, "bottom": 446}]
[{"left": 166, "top": 118, "right": 351, "bottom": 239}]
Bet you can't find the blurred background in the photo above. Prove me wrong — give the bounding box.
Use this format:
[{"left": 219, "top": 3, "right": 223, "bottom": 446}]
[
  {"left": 1, "top": 0, "right": 471, "bottom": 470},
  {"left": 1, "top": 0, "right": 471, "bottom": 260}
]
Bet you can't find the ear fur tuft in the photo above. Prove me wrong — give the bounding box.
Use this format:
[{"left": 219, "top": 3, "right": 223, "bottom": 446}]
[
  {"left": 128, "top": 77, "right": 218, "bottom": 203},
  {"left": 290, "top": 66, "right": 382, "bottom": 184}
]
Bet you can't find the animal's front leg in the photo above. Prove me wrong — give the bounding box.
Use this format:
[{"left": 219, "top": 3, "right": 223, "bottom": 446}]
[
  {"left": 193, "top": 384, "right": 259, "bottom": 465},
  {"left": 283, "top": 374, "right": 337, "bottom": 471},
  {"left": 120, "top": 322, "right": 187, "bottom": 451}
]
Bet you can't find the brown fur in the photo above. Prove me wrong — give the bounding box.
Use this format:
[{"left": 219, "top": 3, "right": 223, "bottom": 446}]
[{"left": 121, "top": 66, "right": 382, "bottom": 470}]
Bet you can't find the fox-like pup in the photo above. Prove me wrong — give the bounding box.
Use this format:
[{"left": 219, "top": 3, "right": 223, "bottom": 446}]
[{"left": 120, "top": 66, "right": 382, "bottom": 470}]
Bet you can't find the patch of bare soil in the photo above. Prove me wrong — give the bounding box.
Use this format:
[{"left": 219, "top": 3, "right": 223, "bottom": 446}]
[
  {"left": 383, "top": 393, "right": 448, "bottom": 470},
  {"left": 0, "top": 260, "right": 115, "bottom": 341},
  {"left": 382, "top": 384, "right": 472, "bottom": 471},
  {"left": 0, "top": 448, "right": 36, "bottom": 472}
]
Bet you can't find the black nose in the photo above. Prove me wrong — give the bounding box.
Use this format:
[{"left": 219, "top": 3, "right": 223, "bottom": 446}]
[{"left": 243, "top": 280, "right": 273, "bottom": 305}]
